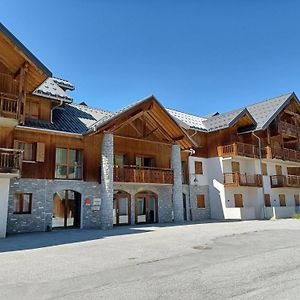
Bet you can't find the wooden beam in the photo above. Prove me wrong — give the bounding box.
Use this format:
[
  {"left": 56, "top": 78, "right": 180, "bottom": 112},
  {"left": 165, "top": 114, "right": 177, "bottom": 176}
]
[
  {"left": 144, "top": 127, "right": 159, "bottom": 138},
  {"left": 114, "top": 134, "right": 172, "bottom": 146},
  {"left": 108, "top": 111, "right": 144, "bottom": 133},
  {"left": 129, "top": 122, "right": 142, "bottom": 137}
]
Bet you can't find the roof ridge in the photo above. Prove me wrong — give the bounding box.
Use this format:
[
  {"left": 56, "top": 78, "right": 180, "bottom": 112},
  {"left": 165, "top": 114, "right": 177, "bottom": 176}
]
[{"left": 245, "top": 92, "right": 293, "bottom": 108}]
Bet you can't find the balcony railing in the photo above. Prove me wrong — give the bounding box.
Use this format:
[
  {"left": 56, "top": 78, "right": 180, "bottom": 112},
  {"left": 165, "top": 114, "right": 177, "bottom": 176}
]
[
  {"left": 224, "top": 172, "right": 263, "bottom": 187},
  {"left": 270, "top": 175, "right": 300, "bottom": 188},
  {"left": 217, "top": 143, "right": 260, "bottom": 158},
  {"left": 0, "top": 92, "right": 19, "bottom": 119},
  {"left": 278, "top": 121, "right": 299, "bottom": 138},
  {"left": 0, "top": 148, "right": 23, "bottom": 175},
  {"left": 114, "top": 165, "right": 174, "bottom": 184},
  {"left": 263, "top": 146, "right": 300, "bottom": 163}
]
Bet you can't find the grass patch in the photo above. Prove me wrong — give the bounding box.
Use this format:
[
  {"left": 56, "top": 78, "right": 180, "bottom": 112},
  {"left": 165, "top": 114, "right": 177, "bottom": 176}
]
[{"left": 292, "top": 213, "right": 300, "bottom": 219}]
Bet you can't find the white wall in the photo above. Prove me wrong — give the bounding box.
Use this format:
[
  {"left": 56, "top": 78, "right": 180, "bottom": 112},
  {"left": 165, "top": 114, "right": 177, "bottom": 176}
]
[{"left": 0, "top": 178, "right": 10, "bottom": 238}]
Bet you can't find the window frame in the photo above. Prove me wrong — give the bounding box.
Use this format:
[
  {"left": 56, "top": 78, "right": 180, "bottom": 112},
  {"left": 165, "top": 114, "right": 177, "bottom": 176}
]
[
  {"left": 15, "top": 141, "right": 36, "bottom": 162},
  {"left": 195, "top": 161, "right": 203, "bottom": 175},
  {"left": 55, "top": 147, "right": 83, "bottom": 180},
  {"left": 295, "top": 194, "right": 300, "bottom": 207},
  {"left": 14, "top": 193, "right": 32, "bottom": 214},
  {"left": 234, "top": 194, "right": 243, "bottom": 208},
  {"left": 279, "top": 194, "right": 286, "bottom": 207},
  {"left": 264, "top": 194, "right": 271, "bottom": 207}
]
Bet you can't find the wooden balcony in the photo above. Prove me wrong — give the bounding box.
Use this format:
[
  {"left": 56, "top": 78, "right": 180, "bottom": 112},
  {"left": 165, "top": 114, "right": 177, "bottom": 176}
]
[
  {"left": 270, "top": 175, "right": 300, "bottom": 188},
  {"left": 217, "top": 143, "right": 259, "bottom": 158},
  {"left": 224, "top": 172, "right": 263, "bottom": 187},
  {"left": 0, "top": 92, "right": 19, "bottom": 124},
  {"left": 278, "top": 121, "right": 299, "bottom": 138},
  {"left": 263, "top": 146, "right": 300, "bottom": 162},
  {"left": 114, "top": 165, "right": 174, "bottom": 184},
  {"left": 0, "top": 148, "right": 23, "bottom": 176}
]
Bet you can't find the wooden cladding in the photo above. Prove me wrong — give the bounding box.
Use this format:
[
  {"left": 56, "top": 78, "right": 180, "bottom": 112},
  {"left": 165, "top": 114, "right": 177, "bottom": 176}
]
[
  {"left": 0, "top": 148, "right": 23, "bottom": 174},
  {"left": 217, "top": 143, "right": 259, "bottom": 158},
  {"left": 278, "top": 121, "right": 299, "bottom": 138},
  {"left": 0, "top": 92, "right": 19, "bottom": 120},
  {"left": 234, "top": 194, "right": 243, "bottom": 208},
  {"left": 114, "top": 166, "right": 173, "bottom": 184},
  {"left": 195, "top": 161, "right": 203, "bottom": 174},
  {"left": 224, "top": 173, "right": 262, "bottom": 187},
  {"left": 196, "top": 194, "right": 205, "bottom": 208}
]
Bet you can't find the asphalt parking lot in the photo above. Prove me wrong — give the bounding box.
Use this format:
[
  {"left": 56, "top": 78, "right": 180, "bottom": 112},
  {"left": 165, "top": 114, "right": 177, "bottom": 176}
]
[{"left": 0, "top": 219, "right": 300, "bottom": 299}]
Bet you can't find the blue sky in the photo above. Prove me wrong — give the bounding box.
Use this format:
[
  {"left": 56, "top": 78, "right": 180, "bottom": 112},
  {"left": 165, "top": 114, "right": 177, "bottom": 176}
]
[{"left": 1, "top": 0, "right": 300, "bottom": 115}]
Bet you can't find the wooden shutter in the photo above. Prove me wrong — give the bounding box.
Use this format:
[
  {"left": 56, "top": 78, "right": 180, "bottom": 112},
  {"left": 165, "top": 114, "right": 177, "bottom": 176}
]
[
  {"left": 279, "top": 194, "right": 286, "bottom": 207},
  {"left": 36, "top": 142, "right": 45, "bottom": 162},
  {"left": 276, "top": 165, "right": 282, "bottom": 176},
  {"left": 196, "top": 194, "right": 205, "bottom": 208},
  {"left": 295, "top": 195, "right": 300, "bottom": 206},
  {"left": 195, "top": 161, "right": 203, "bottom": 174},
  {"left": 231, "top": 161, "right": 240, "bottom": 173},
  {"left": 261, "top": 163, "right": 268, "bottom": 176},
  {"left": 264, "top": 194, "right": 271, "bottom": 207},
  {"left": 234, "top": 194, "right": 243, "bottom": 208}
]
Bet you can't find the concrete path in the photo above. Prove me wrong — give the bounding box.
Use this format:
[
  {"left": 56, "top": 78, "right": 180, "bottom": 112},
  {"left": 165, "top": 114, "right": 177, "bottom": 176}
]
[{"left": 0, "top": 219, "right": 300, "bottom": 299}]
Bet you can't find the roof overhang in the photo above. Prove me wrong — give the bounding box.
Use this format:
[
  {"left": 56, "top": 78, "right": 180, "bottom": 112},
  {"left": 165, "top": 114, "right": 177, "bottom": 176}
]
[
  {"left": 229, "top": 108, "right": 257, "bottom": 128},
  {"left": 85, "top": 96, "right": 197, "bottom": 150},
  {"left": 260, "top": 92, "right": 299, "bottom": 130},
  {"left": 0, "top": 23, "right": 52, "bottom": 92}
]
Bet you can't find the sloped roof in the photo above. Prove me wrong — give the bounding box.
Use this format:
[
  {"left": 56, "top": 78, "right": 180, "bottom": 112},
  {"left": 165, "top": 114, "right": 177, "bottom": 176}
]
[
  {"left": 52, "top": 77, "right": 75, "bottom": 91},
  {"left": 246, "top": 92, "right": 294, "bottom": 130},
  {"left": 168, "top": 92, "right": 295, "bottom": 132},
  {"left": 23, "top": 103, "right": 112, "bottom": 134},
  {"left": 32, "top": 77, "right": 74, "bottom": 102}
]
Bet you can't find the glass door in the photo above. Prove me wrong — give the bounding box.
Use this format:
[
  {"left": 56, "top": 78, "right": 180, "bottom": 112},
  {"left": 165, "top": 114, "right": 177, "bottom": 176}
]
[
  {"left": 147, "top": 196, "right": 157, "bottom": 223},
  {"left": 113, "top": 192, "right": 131, "bottom": 225},
  {"left": 136, "top": 197, "right": 146, "bottom": 223}
]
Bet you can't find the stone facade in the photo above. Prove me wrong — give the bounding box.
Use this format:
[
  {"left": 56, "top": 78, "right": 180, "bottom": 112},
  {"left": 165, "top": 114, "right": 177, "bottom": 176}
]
[
  {"left": 100, "top": 133, "right": 114, "bottom": 229},
  {"left": 7, "top": 178, "right": 101, "bottom": 234},
  {"left": 189, "top": 185, "right": 211, "bottom": 221},
  {"left": 114, "top": 183, "right": 173, "bottom": 224},
  {"left": 171, "top": 144, "right": 184, "bottom": 222}
]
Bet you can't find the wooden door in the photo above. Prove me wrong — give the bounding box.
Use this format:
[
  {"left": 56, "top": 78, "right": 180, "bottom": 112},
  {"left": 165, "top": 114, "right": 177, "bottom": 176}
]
[
  {"left": 234, "top": 194, "right": 243, "bottom": 208},
  {"left": 113, "top": 193, "right": 131, "bottom": 225}
]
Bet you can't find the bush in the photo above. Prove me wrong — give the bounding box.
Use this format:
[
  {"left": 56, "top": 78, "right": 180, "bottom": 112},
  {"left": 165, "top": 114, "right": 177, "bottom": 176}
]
[{"left": 292, "top": 213, "right": 300, "bottom": 219}]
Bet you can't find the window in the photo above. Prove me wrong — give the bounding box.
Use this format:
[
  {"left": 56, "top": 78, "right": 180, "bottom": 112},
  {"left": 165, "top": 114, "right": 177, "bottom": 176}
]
[
  {"left": 231, "top": 161, "right": 240, "bottom": 173},
  {"left": 234, "top": 194, "right": 243, "bottom": 208},
  {"left": 14, "top": 193, "right": 32, "bottom": 214},
  {"left": 55, "top": 148, "right": 82, "bottom": 179},
  {"left": 14, "top": 141, "right": 45, "bottom": 162},
  {"left": 196, "top": 194, "right": 205, "bottom": 208},
  {"left": 279, "top": 194, "right": 286, "bottom": 207},
  {"left": 295, "top": 195, "right": 300, "bottom": 207},
  {"left": 276, "top": 165, "right": 282, "bottom": 176},
  {"left": 16, "top": 142, "right": 35, "bottom": 161},
  {"left": 114, "top": 154, "right": 127, "bottom": 167},
  {"left": 136, "top": 156, "right": 154, "bottom": 167},
  {"left": 195, "top": 161, "right": 203, "bottom": 174},
  {"left": 261, "top": 163, "right": 268, "bottom": 176},
  {"left": 264, "top": 194, "right": 271, "bottom": 207}
]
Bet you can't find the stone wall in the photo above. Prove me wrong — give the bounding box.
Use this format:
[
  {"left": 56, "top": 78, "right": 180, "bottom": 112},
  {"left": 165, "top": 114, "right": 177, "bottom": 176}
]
[
  {"left": 7, "top": 178, "right": 101, "bottom": 234},
  {"left": 189, "top": 185, "right": 211, "bottom": 221},
  {"left": 114, "top": 183, "right": 173, "bottom": 224}
]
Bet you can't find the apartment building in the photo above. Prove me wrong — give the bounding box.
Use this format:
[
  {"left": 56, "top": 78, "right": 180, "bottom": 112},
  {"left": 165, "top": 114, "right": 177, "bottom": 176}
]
[{"left": 0, "top": 23, "right": 299, "bottom": 237}]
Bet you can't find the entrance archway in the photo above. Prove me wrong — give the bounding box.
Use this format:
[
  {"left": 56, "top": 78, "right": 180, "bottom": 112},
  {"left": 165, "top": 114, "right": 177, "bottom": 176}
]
[
  {"left": 135, "top": 191, "right": 158, "bottom": 224},
  {"left": 52, "top": 190, "right": 81, "bottom": 228},
  {"left": 113, "top": 191, "right": 131, "bottom": 225}
]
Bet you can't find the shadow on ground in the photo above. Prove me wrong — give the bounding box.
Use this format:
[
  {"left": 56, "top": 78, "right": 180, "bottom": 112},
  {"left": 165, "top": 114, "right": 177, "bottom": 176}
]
[{"left": 0, "top": 220, "right": 242, "bottom": 253}]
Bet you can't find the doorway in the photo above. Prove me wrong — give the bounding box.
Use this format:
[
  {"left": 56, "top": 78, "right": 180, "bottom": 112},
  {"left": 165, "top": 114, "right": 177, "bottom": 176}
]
[
  {"left": 52, "top": 190, "right": 81, "bottom": 228},
  {"left": 113, "top": 191, "right": 131, "bottom": 225},
  {"left": 135, "top": 191, "right": 158, "bottom": 224},
  {"left": 183, "top": 193, "right": 187, "bottom": 221}
]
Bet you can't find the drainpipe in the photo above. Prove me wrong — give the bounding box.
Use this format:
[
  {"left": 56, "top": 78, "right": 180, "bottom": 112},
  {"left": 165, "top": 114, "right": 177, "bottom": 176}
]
[
  {"left": 184, "top": 148, "right": 195, "bottom": 221},
  {"left": 50, "top": 99, "right": 64, "bottom": 124},
  {"left": 252, "top": 132, "right": 267, "bottom": 219}
]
